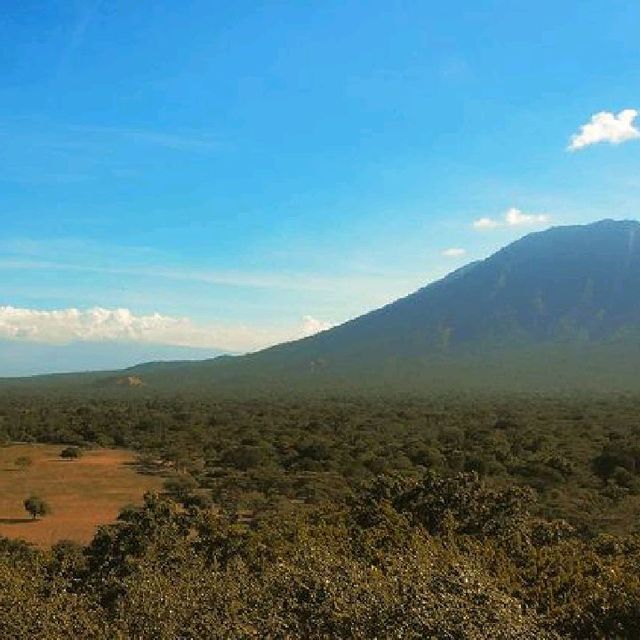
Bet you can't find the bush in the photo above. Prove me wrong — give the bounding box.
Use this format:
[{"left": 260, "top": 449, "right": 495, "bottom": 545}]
[
  {"left": 23, "top": 495, "right": 51, "bottom": 520},
  {"left": 60, "top": 447, "right": 82, "bottom": 460}
]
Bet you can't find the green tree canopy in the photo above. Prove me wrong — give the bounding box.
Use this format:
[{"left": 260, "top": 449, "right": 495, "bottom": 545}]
[{"left": 23, "top": 495, "right": 51, "bottom": 520}]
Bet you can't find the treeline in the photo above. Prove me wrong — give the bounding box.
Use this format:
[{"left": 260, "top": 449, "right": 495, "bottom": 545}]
[{"left": 1, "top": 393, "right": 640, "bottom": 533}]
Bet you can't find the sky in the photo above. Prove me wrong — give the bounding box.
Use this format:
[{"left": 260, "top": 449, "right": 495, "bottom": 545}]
[{"left": 1, "top": 0, "right": 640, "bottom": 372}]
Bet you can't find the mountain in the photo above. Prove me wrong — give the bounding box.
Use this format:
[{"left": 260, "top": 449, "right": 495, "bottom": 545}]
[{"left": 4, "top": 219, "right": 640, "bottom": 394}]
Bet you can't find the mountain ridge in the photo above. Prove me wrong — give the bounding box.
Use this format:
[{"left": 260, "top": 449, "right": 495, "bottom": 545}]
[{"left": 3, "top": 219, "right": 640, "bottom": 394}]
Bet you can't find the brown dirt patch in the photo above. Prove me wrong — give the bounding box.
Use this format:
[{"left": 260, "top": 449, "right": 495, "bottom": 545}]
[{"left": 0, "top": 444, "right": 163, "bottom": 547}]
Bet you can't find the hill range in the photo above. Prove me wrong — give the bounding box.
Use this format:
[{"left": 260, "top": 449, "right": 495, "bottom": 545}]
[{"left": 4, "top": 219, "right": 640, "bottom": 394}]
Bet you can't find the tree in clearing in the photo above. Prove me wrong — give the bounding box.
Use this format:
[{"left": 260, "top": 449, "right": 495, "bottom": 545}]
[
  {"left": 60, "top": 446, "right": 82, "bottom": 460},
  {"left": 23, "top": 495, "right": 51, "bottom": 520}
]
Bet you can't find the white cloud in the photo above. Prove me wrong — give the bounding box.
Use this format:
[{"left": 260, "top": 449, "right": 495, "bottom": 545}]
[
  {"left": 473, "top": 217, "right": 501, "bottom": 230},
  {"left": 472, "top": 207, "right": 550, "bottom": 230},
  {"left": 301, "top": 315, "right": 334, "bottom": 336},
  {"left": 504, "top": 207, "right": 550, "bottom": 227},
  {"left": 0, "top": 306, "right": 334, "bottom": 354},
  {"left": 0, "top": 306, "right": 200, "bottom": 346},
  {"left": 568, "top": 109, "right": 640, "bottom": 151},
  {"left": 441, "top": 247, "right": 467, "bottom": 258}
]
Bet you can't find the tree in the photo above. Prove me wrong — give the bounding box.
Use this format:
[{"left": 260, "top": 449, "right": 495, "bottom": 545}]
[
  {"left": 60, "top": 446, "right": 82, "bottom": 460},
  {"left": 23, "top": 495, "right": 51, "bottom": 520},
  {"left": 163, "top": 475, "right": 198, "bottom": 502},
  {"left": 14, "top": 456, "right": 33, "bottom": 470}
]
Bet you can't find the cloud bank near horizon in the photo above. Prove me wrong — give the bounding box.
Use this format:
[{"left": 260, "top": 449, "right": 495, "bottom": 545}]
[{"left": 0, "top": 306, "right": 333, "bottom": 354}]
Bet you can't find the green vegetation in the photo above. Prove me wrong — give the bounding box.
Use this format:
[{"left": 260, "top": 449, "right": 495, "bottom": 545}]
[
  {"left": 0, "top": 391, "right": 639, "bottom": 636},
  {"left": 0, "top": 473, "right": 638, "bottom": 638},
  {"left": 2, "top": 392, "right": 640, "bottom": 533},
  {"left": 60, "top": 446, "right": 82, "bottom": 459},
  {"left": 23, "top": 495, "right": 50, "bottom": 520}
]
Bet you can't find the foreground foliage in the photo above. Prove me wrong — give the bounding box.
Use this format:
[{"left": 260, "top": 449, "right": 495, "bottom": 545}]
[
  {"left": 0, "top": 476, "right": 639, "bottom": 638},
  {"left": 1, "top": 393, "right": 640, "bottom": 637}
]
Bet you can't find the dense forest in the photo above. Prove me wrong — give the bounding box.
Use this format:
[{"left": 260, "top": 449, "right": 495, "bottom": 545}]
[{"left": 1, "top": 391, "right": 640, "bottom": 637}]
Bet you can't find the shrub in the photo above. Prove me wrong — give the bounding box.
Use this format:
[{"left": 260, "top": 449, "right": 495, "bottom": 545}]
[
  {"left": 60, "top": 447, "right": 82, "bottom": 460},
  {"left": 23, "top": 495, "right": 51, "bottom": 520}
]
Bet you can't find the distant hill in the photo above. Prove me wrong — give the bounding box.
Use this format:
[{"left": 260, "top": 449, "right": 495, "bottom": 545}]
[
  {"left": 0, "top": 340, "right": 223, "bottom": 377},
  {"left": 4, "top": 219, "right": 640, "bottom": 394}
]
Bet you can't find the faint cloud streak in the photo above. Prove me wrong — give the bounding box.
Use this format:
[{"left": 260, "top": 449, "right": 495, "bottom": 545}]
[
  {"left": 441, "top": 247, "right": 466, "bottom": 258},
  {"left": 473, "top": 207, "right": 551, "bottom": 230}
]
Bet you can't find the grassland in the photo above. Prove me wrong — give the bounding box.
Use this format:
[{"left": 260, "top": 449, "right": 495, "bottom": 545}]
[{"left": 0, "top": 444, "right": 162, "bottom": 546}]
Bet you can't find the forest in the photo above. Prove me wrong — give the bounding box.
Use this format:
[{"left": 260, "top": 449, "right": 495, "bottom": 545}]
[{"left": 1, "top": 391, "right": 640, "bottom": 638}]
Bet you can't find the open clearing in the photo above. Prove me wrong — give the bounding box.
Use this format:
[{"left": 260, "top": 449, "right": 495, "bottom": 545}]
[{"left": 0, "top": 444, "right": 163, "bottom": 547}]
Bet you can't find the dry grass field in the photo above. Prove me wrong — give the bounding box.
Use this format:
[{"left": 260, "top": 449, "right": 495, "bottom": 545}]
[{"left": 0, "top": 444, "right": 163, "bottom": 547}]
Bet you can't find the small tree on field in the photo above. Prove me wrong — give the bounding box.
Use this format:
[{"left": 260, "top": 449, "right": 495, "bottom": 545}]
[
  {"left": 60, "top": 446, "right": 82, "bottom": 460},
  {"left": 14, "top": 456, "right": 33, "bottom": 470},
  {"left": 24, "top": 495, "right": 51, "bottom": 520}
]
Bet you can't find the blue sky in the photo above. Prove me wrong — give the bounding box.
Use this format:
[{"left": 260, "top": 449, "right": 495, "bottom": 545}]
[{"left": 1, "top": 0, "right": 640, "bottom": 365}]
